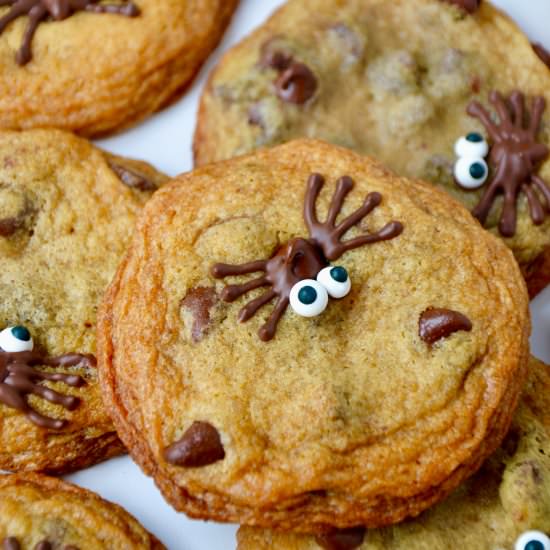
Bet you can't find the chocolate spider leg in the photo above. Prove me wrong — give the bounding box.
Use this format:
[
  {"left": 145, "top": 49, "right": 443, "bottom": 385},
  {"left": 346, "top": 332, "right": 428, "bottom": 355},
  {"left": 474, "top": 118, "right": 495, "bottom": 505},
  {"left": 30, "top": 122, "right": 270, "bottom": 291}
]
[
  {"left": 500, "top": 187, "right": 520, "bottom": 237},
  {"left": 529, "top": 96, "right": 546, "bottom": 136},
  {"left": 489, "top": 90, "right": 512, "bottom": 126},
  {"left": 0, "top": 1, "right": 16, "bottom": 6},
  {"left": 532, "top": 175, "right": 550, "bottom": 210},
  {"left": 304, "top": 173, "right": 325, "bottom": 229},
  {"left": 326, "top": 176, "right": 354, "bottom": 226},
  {"left": 337, "top": 221, "right": 404, "bottom": 254},
  {"left": 221, "top": 276, "right": 269, "bottom": 302},
  {"left": 84, "top": 2, "right": 140, "bottom": 16},
  {"left": 0, "top": 2, "right": 29, "bottom": 32},
  {"left": 211, "top": 260, "right": 267, "bottom": 279},
  {"left": 467, "top": 101, "right": 500, "bottom": 141},
  {"left": 258, "top": 296, "right": 290, "bottom": 342},
  {"left": 16, "top": 4, "right": 47, "bottom": 65},
  {"left": 522, "top": 183, "right": 545, "bottom": 225},
  {"left": 28, "top": 382, "right": 80, "bottom": 410},
  {"left": 472, "top": 177, "right": 502, "bottom": 227},
  {"left": 508, "top": 91, "right": 525, "bottom": 127},
  {"left": 33, "top": 369, "right": 84, "bottom": 388},
  {"left": 335, "top": 192, "right": 382, "bottom": 237},
  {"left": 238, "top": 289, "right": 276, "bottom": 323},
  {"left": 27, "top": 409, "right": 65, "bottom": 430}
]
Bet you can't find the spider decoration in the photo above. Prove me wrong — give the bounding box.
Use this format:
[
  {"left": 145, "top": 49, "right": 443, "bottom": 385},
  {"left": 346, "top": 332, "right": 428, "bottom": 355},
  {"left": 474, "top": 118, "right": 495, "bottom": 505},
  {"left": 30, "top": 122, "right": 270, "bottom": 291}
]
[
  {"left": 212, "top": 174, "right": 404, "bottom": 341},
  {"left": 453, "top": 90, "right": 549, "bottom": 237},
  {"left": 0, "top": 325, "right": 93, "bottom": 429},
  {"left": 0, "top": 0, "right": 140, "bottom": 65}
]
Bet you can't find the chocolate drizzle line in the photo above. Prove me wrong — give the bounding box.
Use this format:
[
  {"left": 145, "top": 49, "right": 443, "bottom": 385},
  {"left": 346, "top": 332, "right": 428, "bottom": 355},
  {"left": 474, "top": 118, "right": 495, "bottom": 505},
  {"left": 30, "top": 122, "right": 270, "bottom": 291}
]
[
  {"left": 0, "top": 350, "right": 93, "bottom": 429},
  {"left": 262, "top": 47, "right": 317, "bottom": 104},
  {"left": 443, "top": 0, "right": 481, "bottom": 13},
  {"left": 0, "top": 0, "right": 140, "bottom": 66},
  {"left": 419, "top": 307, "right": 472, "bottom": 345},
  {"left": 533, "top": 43, "right": 550, "bottom": 69},
  {"left": 212, "top": 174, "right": 403, "bottom": 341},
  {"left": 108, "top": 161, "right": 158, "bottom": 192},
  {"left": 315, "top": 527, "right": 366, "bottom": 550},
  {"left": 2, "top": 538, "right": 79, "bottom": 550},
  {"left": 466, "top": 90, "right": 549, "bottom": 237},
  {"left": 164, "top": 421, "right": 225, "bottom": 468}
]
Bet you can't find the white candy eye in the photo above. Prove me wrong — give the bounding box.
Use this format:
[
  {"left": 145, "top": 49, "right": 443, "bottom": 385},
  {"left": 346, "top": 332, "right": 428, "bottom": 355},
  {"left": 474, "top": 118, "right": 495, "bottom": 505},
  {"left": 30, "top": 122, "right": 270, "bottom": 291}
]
[
  {"left": 289, "top": 279, "right": 328, "bottom": 317},
  {"left": 454, "top": 157, "right": 488, "bottom": 189},
  {"left": 317, "top": 266, "right": 351, "bottom": 299},
  {"left": 0, "top": 325, "right": 34, "bottom": 352},
  {"left": 515, "top": 531, "right": 550, "bottom": 550},
  {"left": 454, "top": 132, "right": 489, "bottom": 158}
]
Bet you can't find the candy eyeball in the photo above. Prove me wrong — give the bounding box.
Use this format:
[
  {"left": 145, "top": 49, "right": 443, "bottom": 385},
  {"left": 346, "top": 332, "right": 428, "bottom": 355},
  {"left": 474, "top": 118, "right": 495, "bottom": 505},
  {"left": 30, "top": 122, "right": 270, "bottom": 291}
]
[
  {"left": 454, "top": 156, "right": 488, "bottom": 189},
  {"left": 317, "top": 266, "right": 351, "bottom": 299},
  {"left": 515, "top": 531, "right": 550, "bottom": 550},
  {"left": 454, "top": 132, "right": 489, "bottom": 158},
  {"left": 289, "top": 279, "right": 328, "bottom": 317},
  {"left": 0, "top": 325, "right": 34, "bottom": 353}
]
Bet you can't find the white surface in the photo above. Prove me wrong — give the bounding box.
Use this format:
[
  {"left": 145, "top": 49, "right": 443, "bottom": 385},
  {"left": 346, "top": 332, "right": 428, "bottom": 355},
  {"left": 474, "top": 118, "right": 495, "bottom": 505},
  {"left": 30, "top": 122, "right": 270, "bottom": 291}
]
[{"left": 65, "top": 2, "right": 550, "bottom": 549}]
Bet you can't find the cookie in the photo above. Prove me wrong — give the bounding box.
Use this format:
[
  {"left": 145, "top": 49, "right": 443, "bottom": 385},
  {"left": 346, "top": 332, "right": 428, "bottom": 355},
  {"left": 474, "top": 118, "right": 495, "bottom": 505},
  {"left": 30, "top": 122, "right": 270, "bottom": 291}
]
[
  {"left": 0, "top": 472, "right": 164, "bottom": 549},
  {"left": 194, "top": 0, "right": 550, "bottom": 296},
  {"left": 98, "top": 139, "right": 529, "bottom": 533},
  {"left": 0, "top": 128, "right": 167, "bottom": 473},
  {"left": 0, "top": 0, "right": 238, "bottom": 137},
  {"left": 237, "top": 355, "right": 550, "bottom": 550}
]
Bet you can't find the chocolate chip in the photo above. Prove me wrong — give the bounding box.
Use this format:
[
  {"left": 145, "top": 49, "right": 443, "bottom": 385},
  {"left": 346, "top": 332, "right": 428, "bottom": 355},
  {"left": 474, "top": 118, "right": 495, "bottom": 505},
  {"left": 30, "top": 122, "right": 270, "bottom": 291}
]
[
  {"left": 0, "top": 217, "right": 23, "bottom": 237},
  {"left": 275, "top": 62, "right": 317, "bottom": 104},
  {"left": 443, "top": 0, "right": 481, "bottom": 13},
  {"left": 261, "top": 48, "right": 292, "bottom": 71},
  {"left": 533, "top": 43, "right": 550, "bottom": 69},
  {"left": 315, "top": 527, "right": 366, "bottom": 550},
  {"left": 419, "top": 307, "right": 472, "bottom": 344},
  {"left": 2, "top": 538, "right": 20, "bottom": 550},
  {"left": 108, "top": 161, "right": 157, "bottom": 192},
  {"left": 180, "top": 287, "right": 218, "bottom": 343},
  {"left": 34, "top": 542, "right": 52, "bottom": 550},
  {"left": 164, "top": 421, "right": 225, "bottom": 468}
]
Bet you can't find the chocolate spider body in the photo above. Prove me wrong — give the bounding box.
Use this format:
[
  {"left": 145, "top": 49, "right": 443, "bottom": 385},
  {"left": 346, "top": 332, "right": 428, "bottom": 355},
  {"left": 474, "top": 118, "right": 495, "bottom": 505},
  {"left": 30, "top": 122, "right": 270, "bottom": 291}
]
[
  {"left": 467, "top": 90, "right": 549, "bottom": 237},
  {"left": 212, "top": 174, "right": 403, "bottom": 341},
  {"left": 0, "top": 0, "right": 139, "bottom": 65},
  {"left": 0, "top": 350, "right": 92, "bottom": 429}
]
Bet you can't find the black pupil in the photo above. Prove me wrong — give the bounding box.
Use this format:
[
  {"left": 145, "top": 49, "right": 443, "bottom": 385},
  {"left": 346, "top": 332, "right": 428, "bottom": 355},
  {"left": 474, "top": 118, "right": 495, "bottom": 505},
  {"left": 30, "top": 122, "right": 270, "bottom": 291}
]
[
  {"left": 12, "top": 326, "right": 30, "bottom": 341},
  {"left": 466, "top": 132, "right": 483, "bottom": 143},
  {"left": 298, "top": 286, "right": 317, "bottom": 305},
  {"left": 525, "top": 541, "right": 545, "bottom": 550},
  {"left": 330, "top": 267, "right": 348, "bottom": 283},
  {"left": 469, "top": 162, "right": 486, "bottom": 179}
]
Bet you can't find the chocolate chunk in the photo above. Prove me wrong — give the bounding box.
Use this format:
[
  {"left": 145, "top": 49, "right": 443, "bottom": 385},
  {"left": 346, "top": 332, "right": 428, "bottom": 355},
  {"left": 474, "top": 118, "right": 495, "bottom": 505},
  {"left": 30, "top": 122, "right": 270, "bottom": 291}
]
[
  {"left": 2, "top": 538, "right": 20, "bottom": 550},
  {"left": 533, "top": 43, "right": 550, "bottom": 69},
  {"left": 180, "top": 287, "right": 218, "bottom": 343},
  {"left": 275, "top": 62, "right": 318, "bottom": 104},
  {"left": 443, "top": 0, "right": 481, "bottom": 13},
  {"left": 315, "top": 527, "right": 366, "bottom": 550},
  {"left": 419, "top": 307, "right": 472, "bottom": 344},
  {"left": 34, "top": 542, "right": 52, "bottom": 550},
  {"left": 164, "top": 421, "right": 225, "bottom": 467},
  {"left": 0, "top": 217, "right": 23, "bottom": 237},
  {"left": 261, "top": 48, "right": 292, "bottom": 71},
  {"left": 108, "top": 161, "right": 157, "bottom": 192}
]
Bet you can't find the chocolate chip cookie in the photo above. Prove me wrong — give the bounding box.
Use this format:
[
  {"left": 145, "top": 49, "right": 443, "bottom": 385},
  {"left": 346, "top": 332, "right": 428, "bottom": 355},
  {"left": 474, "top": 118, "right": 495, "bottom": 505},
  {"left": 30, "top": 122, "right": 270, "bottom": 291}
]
[
  {"left": 0, "top": 0, "right": 238, "bottom": 137},
  {"left": 98, "top": 139, "right": 529, "bottom": 533},
  {"left": 194, "top": 0, "right": 550, "bottom": 296},
  {"left": 0, "top": 473, "right": 164, "bottom": 549},
  {"left": 0, "top": 128, "right": 167, "bottom": 473},
  {"left": 237, "top": 355, "right": 550, "bottom": 550}
]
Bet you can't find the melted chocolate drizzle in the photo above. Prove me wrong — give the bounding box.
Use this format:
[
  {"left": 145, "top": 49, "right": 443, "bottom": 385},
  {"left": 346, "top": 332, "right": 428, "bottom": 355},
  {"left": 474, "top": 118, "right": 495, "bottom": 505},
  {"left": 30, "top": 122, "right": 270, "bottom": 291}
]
[
  {"left": 261, "top": 46, "right": 317, "bottom": 104},
  {"left": 0, "top": 350, "right": 93, "bottom": 429},
  {"left": 466, "top": 90, "right": 549, "bottom": 237},
  {"left": 0, "top": 0, "right": 140, "bottom": 66},
  {"left": 108, "top": 161, "right": 158, "bottom": 192},
  {"left": 419, "top": 307, "right": 472, "bottom": 344},
  {"left": 2, "top": 538, "right": 79, "bottom": 550},
  {"left": 315, "top": 527, "right": 366, "bottom": 550},
  {"left": 212, "top": 174, "right": 403, "bottom": 341},
  {"left": 533, "top": 42, "right": 550, "bottom": 69},
  {"left": 164, "top": 421, "right": 225, "bottom": 468},
  {"left": 443, "top": 0, "right": 481, "bottom": 13}
]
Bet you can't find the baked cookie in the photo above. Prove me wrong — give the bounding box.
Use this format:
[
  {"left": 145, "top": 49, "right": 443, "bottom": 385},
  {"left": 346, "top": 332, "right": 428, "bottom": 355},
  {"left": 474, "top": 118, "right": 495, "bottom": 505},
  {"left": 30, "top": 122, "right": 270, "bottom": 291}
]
[
  {"left": 0, "top": 128, "right": 167, "bottom": 473},
  {"left": 0, "top": 0, "right": 238, "bottom": 137},
  {"left": 0, "top": 472, "right": 164, "bottom": 549},
  {"left": 98, "top": 140, "right": 529, "bottom": 533},
  {"left": 194, "top": 0, "right": 550, "bottom": 296},
  {"left": 237, "top": 355, "right": 550, "bottom": 550}
]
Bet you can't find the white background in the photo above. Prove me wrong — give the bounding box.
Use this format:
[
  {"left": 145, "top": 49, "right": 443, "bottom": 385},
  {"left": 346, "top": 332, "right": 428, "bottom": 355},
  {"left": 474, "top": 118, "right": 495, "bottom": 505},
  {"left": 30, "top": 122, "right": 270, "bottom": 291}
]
[{"left": 66, "top": 1, "right": 550, "bottom": 549}]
